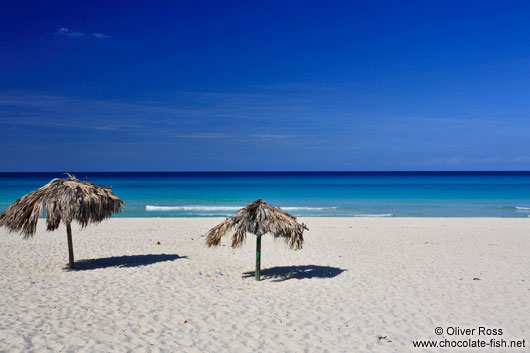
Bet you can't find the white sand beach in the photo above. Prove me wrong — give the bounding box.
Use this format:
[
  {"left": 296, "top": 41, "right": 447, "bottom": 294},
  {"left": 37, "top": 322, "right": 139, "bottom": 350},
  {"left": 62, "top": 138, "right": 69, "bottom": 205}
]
[{"left": 0, "top": 218, "right": 528, "bottom": 353}]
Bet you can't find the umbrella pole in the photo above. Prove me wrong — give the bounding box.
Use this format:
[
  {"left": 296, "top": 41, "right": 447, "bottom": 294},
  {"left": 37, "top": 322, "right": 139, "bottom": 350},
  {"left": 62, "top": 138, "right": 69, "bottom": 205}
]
[
  {"left": 66, "top": 222, "right": 74, "bottom": 269},
  {"left": 255, "top": 235, "right": 261, "bottom": 281}
]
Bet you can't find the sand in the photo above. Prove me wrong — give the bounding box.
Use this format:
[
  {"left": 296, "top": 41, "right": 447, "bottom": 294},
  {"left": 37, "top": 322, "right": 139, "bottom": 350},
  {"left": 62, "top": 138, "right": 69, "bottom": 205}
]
[{"left": 0, "top": 217, "right": 528, "bottom": 353}]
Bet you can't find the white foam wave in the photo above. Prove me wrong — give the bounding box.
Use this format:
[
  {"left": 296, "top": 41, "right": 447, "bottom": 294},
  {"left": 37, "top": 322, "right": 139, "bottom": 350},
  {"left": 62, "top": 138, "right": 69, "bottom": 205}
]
[
  {"left": 146, "top": 205, "right": 241, "bottom": 211},
  {"left": 146, "top": 205, "right": 338, "bottom": 212},
  {"left": 353, "top": 213, "right": 394, "bottom": 217},
  {"left": 515, "top": 206, "right": 530, "bottom": 210},
  {"left": 282, "top": 207, "right": 337, "bottom": 211}
]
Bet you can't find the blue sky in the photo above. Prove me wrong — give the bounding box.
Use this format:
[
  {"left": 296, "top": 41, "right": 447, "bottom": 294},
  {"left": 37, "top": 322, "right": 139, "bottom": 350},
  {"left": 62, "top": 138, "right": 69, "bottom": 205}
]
[{"left": 1, "top": 1, "right": 529, "bottom": 171}]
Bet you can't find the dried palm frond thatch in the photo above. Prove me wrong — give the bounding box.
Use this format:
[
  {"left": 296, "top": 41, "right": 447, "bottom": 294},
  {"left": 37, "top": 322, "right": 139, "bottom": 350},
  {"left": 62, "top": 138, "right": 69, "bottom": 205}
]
[
  {"left": 205, "top": 198, "right": 308, "bottom": 280},
  {"left": 0, "top": 174, "right": 124, "bottom": 269}
]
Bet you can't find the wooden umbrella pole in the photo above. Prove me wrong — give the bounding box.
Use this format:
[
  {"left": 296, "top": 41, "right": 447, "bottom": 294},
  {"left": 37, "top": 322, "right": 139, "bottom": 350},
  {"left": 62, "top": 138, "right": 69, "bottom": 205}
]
[
  {"left": 255, "top": 235, "right": 261, "bottom": 281},
  {"left": 66, "top": 222, "right": 74, "bottom": 269}
]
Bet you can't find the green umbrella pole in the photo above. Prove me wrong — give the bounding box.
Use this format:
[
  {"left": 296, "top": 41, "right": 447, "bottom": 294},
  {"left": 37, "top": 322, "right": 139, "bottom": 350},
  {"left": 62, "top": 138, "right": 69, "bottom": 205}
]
[{"left": 255, "top": 235, "right": 261, "bottom": 281}]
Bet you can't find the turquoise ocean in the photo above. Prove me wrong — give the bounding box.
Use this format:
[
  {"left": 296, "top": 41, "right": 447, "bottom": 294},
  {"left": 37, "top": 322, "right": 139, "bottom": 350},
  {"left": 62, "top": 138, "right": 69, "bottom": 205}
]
[{"left": 1, "top": 172, "right": 530, "bottom": 217}]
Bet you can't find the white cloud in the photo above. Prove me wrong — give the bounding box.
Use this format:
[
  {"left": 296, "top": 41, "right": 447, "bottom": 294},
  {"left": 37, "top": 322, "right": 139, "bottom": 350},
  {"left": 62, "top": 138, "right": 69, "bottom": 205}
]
[
  {"left": 251, "top": 133, "right": 296, "bottom": 139},
  {"left": 0, "top": 90, "right": 312, "bottom": 144},
  {"left": 513, "top": 156, "right": 530, "bottom": 162},
  {"left": 55, "top": 27, "right": 84, "bottom": 37},
  {"left": 422, "top": 155, "right": 502, "bottom": 166},
  {"left": 55, "top": 28, "right": 109, "bottom": 39},
  {"left": 174, "top": 133, "right": 232, "bottom": 139},
  {"left": 92, "top": 33, "right": 110, "bottom": 39}
]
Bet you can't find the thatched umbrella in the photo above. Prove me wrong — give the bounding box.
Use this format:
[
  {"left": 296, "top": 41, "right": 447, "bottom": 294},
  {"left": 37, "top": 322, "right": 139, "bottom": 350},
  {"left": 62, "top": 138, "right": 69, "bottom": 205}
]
[
  {"left": 0, "top": 174, "right": 124, "bottom": 269},
  {"left": 205, "top": 198, "right": 308, "bottom": 281}
]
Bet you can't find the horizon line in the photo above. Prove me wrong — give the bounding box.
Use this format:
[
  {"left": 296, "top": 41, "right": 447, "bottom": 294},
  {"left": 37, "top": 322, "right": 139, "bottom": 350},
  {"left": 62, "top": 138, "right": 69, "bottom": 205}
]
[{"left": 1, "top": 170, "right": 529, "bottom": 174}]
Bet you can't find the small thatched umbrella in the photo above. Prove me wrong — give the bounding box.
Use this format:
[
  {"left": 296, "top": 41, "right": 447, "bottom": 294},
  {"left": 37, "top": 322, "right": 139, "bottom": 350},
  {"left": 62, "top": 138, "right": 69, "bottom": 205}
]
[
  {"left": 205, "top": 198, "right": 308, "bottom": 281},
  {"left": 0, "top": 174, "right": 124, "bottom": 269}
]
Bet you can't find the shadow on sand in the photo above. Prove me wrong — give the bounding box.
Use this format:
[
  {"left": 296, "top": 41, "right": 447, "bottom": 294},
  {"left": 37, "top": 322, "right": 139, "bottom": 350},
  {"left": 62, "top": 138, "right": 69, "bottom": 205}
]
[
  {"left": 243, "top": 265, "right": 346, "bottom": 282},
  {"left": 69, "top": 253, "right": 186, "bottom": 271}
]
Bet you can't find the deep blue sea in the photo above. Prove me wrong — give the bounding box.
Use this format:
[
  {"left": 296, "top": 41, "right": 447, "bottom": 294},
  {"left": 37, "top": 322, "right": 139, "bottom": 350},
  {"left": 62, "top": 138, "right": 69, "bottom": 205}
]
[{"left": 1, "top": 172, "right": 530, "bottom": 217}]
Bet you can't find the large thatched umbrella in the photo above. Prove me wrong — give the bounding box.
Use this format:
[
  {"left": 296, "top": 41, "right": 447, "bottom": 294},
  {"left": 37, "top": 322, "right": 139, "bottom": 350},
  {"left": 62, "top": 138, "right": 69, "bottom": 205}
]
[
  {"left": 0, "top": 174, "right": 124, "bottom": 269},
  {"left": 205, "top": 198, "right": 308, "bottom": 281}
]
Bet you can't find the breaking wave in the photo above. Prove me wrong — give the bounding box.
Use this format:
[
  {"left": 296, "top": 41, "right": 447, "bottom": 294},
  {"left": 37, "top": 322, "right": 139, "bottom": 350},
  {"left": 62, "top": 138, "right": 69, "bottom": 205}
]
[
  {"left": 353, "top": 213, "right": 394, "bottom": 217},
  {"left": 282, "top": 207, "right": 337, "bottom": 211},
  {"left": 146, "top": 205, "right": 338, "bottom": 212},
  {"left": 146, "top": 205, "right": 240, "bottom": 211}
]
